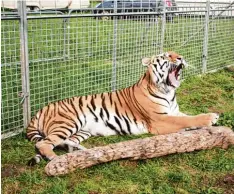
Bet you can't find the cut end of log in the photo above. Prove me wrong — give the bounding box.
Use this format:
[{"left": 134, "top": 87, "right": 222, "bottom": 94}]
[{"left": 45, "top": 126, "right": 234, "bottom": 176}]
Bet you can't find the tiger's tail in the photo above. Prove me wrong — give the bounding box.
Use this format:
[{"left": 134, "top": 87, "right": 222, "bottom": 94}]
[
  {"left": 26, "top": 116, "right": 44, "bottom": 142},
  {"left": 26, "top": 117, "right": 45, "bottom": 166}
]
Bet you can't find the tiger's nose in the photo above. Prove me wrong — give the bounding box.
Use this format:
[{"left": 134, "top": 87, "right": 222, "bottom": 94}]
[
  {"left": 182, "top": 59, "right": 188, "bottom": 68},
  {"left": 177, "top": 58, "right": 188, "bottom": 68}
]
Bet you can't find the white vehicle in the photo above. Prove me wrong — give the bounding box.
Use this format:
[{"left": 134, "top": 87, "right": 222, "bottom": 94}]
[
  {"left": 176, "top": 0, "right": 233, "bottom": 16},
  {"left": 176, "top": 0, "right": 233, "bottom": 7},
  {"left": 1, "top": 0, "right": 90, "bottom": 11}
]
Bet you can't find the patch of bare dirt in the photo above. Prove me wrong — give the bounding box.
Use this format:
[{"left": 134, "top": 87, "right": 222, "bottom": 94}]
[
  {"left": 88, "top": 191, "right": 101, "bottom": 194},
  {"left": 119, "top": 160, "right": 138, "bottom": 169},
  {"left": 223, "top": 174, "right": 234, "bottom": 185},
  {"left": 1, "top": 164, "right": 26, "bottom": 178},
  {"left": 2, "top": 181, "right": 21, "bottom": 194},
  {"left": 216, "top": 174, "right": 234, "bottom": 194},
  {"left": 225, "top": 66, "right": 234, "bottom": 72},
  {"left": 208, "top": 107, "right": 224, "bottom": 113}
]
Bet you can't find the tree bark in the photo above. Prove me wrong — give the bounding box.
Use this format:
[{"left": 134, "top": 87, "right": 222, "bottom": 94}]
[{"left": 45, "top": 126, "right": 234, "bottom": 176}]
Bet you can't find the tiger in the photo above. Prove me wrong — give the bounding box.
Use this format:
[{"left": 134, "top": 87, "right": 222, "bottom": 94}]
[{"left": 26, "top": 51, "right": 219, "bottom": 166}]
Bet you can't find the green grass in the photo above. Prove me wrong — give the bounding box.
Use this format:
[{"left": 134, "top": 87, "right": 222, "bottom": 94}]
[{"left": 2, "top": 68, "right": 234, "bottom": 194}]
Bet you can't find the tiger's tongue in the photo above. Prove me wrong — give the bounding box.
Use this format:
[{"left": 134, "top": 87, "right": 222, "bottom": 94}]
[{"left": 169, "top": 71, "right": 180, "bottom": 87}]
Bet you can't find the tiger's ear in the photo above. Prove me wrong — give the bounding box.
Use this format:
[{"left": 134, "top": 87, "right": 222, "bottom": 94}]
[
  {"left": 164, "top": 52, "right": 170, "bottom": 58},
  {"left": 142, "top": 57, "right": 151, "bottom": 67}
]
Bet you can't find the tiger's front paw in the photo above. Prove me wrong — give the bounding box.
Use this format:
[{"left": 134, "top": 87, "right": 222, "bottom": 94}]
[{"left": 199, "top": 113, "right": 219, "bottom": 126}]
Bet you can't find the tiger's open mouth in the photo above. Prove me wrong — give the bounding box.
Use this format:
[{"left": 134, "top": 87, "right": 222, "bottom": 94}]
[{"left": 168, "top": 63, "right": 184, "bottom": 88}]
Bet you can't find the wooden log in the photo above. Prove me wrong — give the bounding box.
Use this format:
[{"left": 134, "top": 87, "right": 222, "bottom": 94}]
[{"left": 45, "top": 126, "right": 234, "bottom": 176}]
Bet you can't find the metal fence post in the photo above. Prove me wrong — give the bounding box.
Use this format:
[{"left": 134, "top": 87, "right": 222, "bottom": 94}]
[
  {"left": 63, "top": 18, "right": 69, "bottom": 60},
  {"left": 202, "top": 0, "right": 210, "bottom": 73},
  {"left": 111, "top": 0, "right": 118, "bottom": 91},
  {"left": 160, "top": 1, "right": 166, "bottom": 53},
  {"left": 18, "top": 0, "right": 31, "bottom": 128}
]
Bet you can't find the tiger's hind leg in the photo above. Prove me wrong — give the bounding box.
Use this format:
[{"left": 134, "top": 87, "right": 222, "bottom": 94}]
[
  {"left": 64, "top": 130, "right": 91, "bottom": 153},
  {"left": 27, "top": 134, "right": 66, "bottom": 166}
]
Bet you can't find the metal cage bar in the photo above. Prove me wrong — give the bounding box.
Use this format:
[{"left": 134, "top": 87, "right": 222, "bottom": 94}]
[
  {"left": 202, "top": 0, "right": 211, "bottom": 73},
  {"left": 18, "top": 1, "right": 31, "bottom": 128}
]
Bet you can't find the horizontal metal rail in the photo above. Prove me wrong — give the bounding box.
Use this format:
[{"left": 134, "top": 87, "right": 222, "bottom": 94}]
[
  {"left": 2, "top": 6, "right": 233, "bottom": 20},
  {"left": 1, "top": 128, "right": 24, "bottom": 139},
  {"left": 1, "top": 10, "right": 210, "bottom": 20},
  {"left": 176, "top": 1, "right": 232, "bottom": 4},
  {"left": 1, "top": 56, "right": 65, "bottom": 67}
]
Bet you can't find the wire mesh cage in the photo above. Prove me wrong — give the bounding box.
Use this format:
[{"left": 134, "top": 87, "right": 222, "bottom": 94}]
[{"left": 1, "top": 0, "right": 234, "bottom": 138}]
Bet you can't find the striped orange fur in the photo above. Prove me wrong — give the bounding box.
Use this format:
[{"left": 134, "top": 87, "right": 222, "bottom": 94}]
[{"left": 27, "top": 51, "right": 219, "bottom": 165}]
